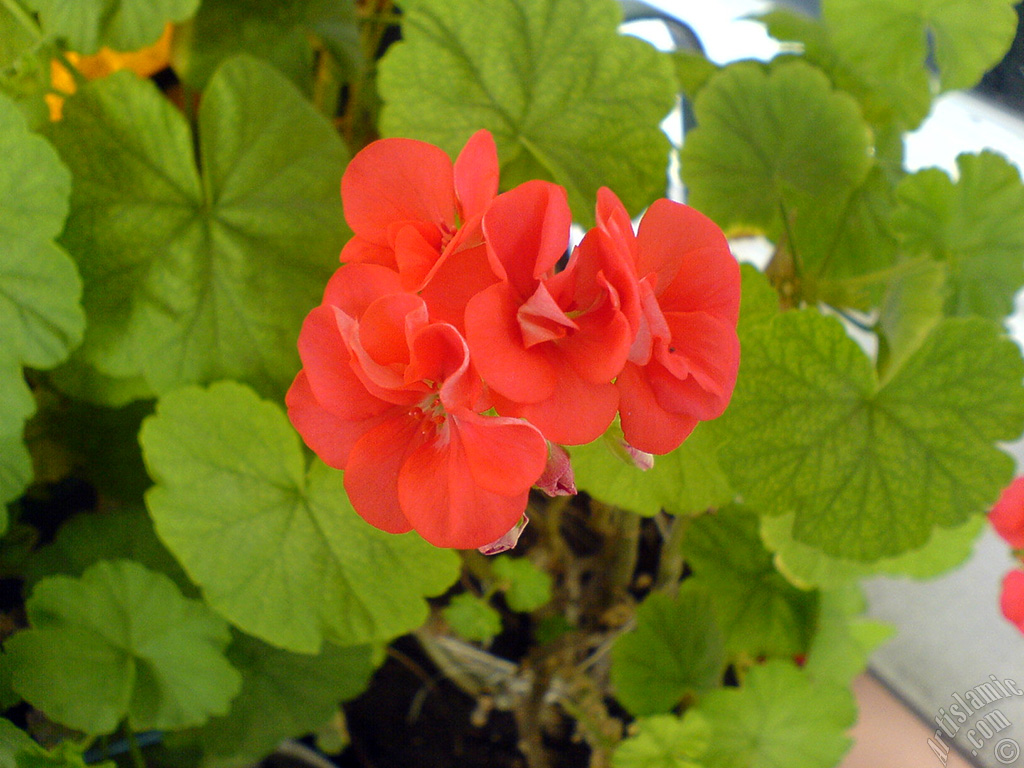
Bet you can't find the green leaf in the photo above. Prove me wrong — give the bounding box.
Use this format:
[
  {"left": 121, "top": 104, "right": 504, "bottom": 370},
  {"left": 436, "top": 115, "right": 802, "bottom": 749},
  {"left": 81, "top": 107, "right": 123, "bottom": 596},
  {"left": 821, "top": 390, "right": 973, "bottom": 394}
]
[
  {"left": 680, "top": 60, "right": 873, "bottom": 238},
  {"left": 199, "top": 633, "right": 375, "bottom": 766},
  {"left": 47, "top": 56, "right": 349, "bottom": 399},
  {"left": 173, "top": 0, "right": 357, "bottom": 92},
  {"left": 612, "top": 713, "right": 710, "bottom": 768},
  {"left": 692, "top": 660, "right": 855, "bottom": 768},
  {"left": 876, "top": 258, "right": 946, "bottom": 380},
  {"left": 737, "top": 264, "right": 778, "bottom": 338},
  {"left": 492, "top": 556, "right": 552, "bottom": 613},
  {"left": 378, "top": 0, "right": 677, "bottom": 221},
  {"left": 892, "top": 151, "right": 1024, "bottom": 321},
  {"left": 610, "top": 585, "right": 725, "bottom": 717},
  {"left": 802, "top": 586, "right": 893, "bottom": 688},
  {"left": 823, "top": 0, "right": 1017, "bottom": 94},
  {"left": 24, "top": 507, "right": 192, "bottom": 595},
  {"left": 0, "top": 432, "right": 31, "bottom": 509},
  {"left": 140, "top": 381, "right": 460, "bottom": 653},
  {"left": 26, "top": 0, "right": 199, "bottom": 55},
  {"left": 761, "top": 511, "right": 985, "bottom": 590},
  {"left": 6, "top": 559, "right": 240, "bottom": 735},
  {"left": 571, "top": 423, "right": 732, "bottom": 517},
  {"left": 0, "top": 719, "right": 115, "bottom": 768},
  {"left": 443, "top": 593, "right": 503, "bottom": 643},
  {"left": 718, "top": 310, "right": 1024, "bottom": 560},
  {"left": 672, "top": 51, "right": 718, "bottom": 101},
  {"left": 683, "top": 508, "right": 816, "bottom": 658}
]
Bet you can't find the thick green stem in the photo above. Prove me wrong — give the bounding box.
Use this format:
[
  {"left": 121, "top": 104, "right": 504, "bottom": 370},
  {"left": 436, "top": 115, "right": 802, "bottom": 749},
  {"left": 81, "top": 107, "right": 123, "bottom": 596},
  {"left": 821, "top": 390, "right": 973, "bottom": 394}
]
[
  {"left": 655, "top": 514, "right": 691, "bottom": 594},
  {"left": 125, "top": 725, "right": 147, "bottom": 768},
  {"left": 606, "top": 507, "right": 641, "bottom": 597}
]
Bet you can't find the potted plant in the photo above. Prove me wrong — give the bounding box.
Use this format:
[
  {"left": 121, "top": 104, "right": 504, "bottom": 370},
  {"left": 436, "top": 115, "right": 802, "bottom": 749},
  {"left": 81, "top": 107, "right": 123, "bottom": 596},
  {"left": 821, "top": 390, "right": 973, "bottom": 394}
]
[{"left": 1, "top": 0, "right": 1023, "bottom": 766}]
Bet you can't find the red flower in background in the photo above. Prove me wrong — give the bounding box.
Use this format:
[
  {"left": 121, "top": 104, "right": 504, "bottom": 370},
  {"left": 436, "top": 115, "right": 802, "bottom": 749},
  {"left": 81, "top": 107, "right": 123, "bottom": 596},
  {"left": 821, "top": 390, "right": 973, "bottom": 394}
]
[
  {"left": 286, "top": 263, "right": 547, "bottom": 549},
  {"left": 1001, "top": 570, "right": 1024, "bottom": 632},
  {"left": 339, "top": 130, "right": 499, "bottom": 330},
  {"left": 990, "top": 476, "right": 1024, "bottom": 549},
  {"left": 595, "top": 188, "right": 740, "bottom": 455},
  {"left": 465, "top": 181, "right": 639, "bottom": 445}
]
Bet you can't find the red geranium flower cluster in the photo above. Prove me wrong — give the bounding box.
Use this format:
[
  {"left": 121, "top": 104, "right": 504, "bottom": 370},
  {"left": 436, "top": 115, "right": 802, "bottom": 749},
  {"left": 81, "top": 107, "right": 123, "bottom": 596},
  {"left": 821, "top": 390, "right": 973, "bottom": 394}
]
[
  {"left": 990, "top": 477, "right": 1024, "bottom": 632},
  {"left": 287, "top": 130, "right": 740, "bottom": 550}
]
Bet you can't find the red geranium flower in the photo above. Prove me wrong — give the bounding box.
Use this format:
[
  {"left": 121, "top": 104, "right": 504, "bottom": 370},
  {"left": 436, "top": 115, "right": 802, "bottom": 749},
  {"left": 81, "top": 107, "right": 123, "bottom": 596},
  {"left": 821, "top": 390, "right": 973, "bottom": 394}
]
[
  {"left": 594, "top": 188, "right": 740, "bottom": 454},
  {"left": 286, "top": 263, "right": 548, "bottom": 549},
  {"left": 990, "top": 476, "right": 1024, "bottom": 549},
  {"left": 465, "top": 180, "right": 639, "bottom": 445},
  {"left": 1000, "top": 570, "right": 1024, "bottom": 633},
  {"left": 339, "top": 130, "right": 499, "bottom": 330}
]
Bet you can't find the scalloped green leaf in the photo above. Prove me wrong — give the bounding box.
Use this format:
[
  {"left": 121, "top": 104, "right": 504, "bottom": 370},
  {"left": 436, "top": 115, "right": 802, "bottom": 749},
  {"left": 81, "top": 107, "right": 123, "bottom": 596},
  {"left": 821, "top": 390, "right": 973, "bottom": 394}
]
[
  {"left": 5, "top": 559, "right": 240, "bottom": 736},
  {"left": 610, "top": 585, "right": 725, "bottom": 717},
  {"left": 611, "top": 712, "right": 710, "bottom": 768},
  {"left": 46, "top": 56, "right": 349, "bottom": 400},
  {"left": 443, "top": 593, "right": 503, "bottom": 643},
  {"left": 718, "top": 309, "right": 1024, "bottom": 560},
  {"left": 892, "top": 151, "right": 1024, "bottom": 321},
  {"left": 0, "top": 719, "right": 114, "bottom": 768},
  {"left": 140, "top": 381, "right": 460, "bottom": 653},
  {"left": 692, "top": 660, "right": 855, "bottom": 768},
  {"left": 680, "top": 60, "right": 873, "bottom": 239},
  {"left": 378, "top": 0, "right": 676, "bottom": 221},
  {"left": 570, "top": 422, "right": 732, "bottom": 517},
  {"left": 199, "top": 633, "right": 375, "bottom": 766},
  {"left": 802, "top": 586, "right": 893, "bottom": 688},
  {"left": 761, "top": 508, "right": 985, "bottom": 590},
  {"left": 493, "top": 556, "right": 553, "bottom": 613},
  {"left": 683, "top": 508, "right": 817, "bottom": 658},
  {"left": 26, "top": 0, "right": 199, "bottom": 55},
  {"left": 823, "top": 0, "right": 1017, "bottom": 94}
]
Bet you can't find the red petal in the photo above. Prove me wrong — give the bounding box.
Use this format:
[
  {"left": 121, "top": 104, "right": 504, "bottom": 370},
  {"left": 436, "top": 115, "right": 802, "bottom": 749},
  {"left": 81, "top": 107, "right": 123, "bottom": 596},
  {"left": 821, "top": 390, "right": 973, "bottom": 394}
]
[
  {"left": 286, "top": 371, "right": 385, "bottom": 469},
  {"left": 418, "top": 241, "right": 499, "bottom": 331},
  {"left": 340, "top": 236, "right": 397, "bottom": 269},
  {"left": 517, "top": 281, "right": 578, "bottom": 347},
  {"left": 452, "top": 410, "right": 547, "bottom": 494},
  {"left": 465, "top": 283, "right": 557, "bottom": 403},
  {"left": 504, "top": 366, "right": 620, "bottom": 446},
  {"left": 393, "top": 221, "right": 445, "bottom": 291},
  {"left": 648, "top": 312, "right": 740, "bottom": 420},
  {"left": 483, "top": 180, "right": 571, "bottom": 298},
  {"left": 398, "top": 429, "right": 531, "bottom": 548},
  {"left": 454, "top": 129, "right": 499, "bottom": 222},
  {"left": 596, "top": 187, "right": 637, "bottom": 256},
  {"left": 342, "top": 137, "right": 456, "bottom": 245},
  {"left": 296, "top": 305, "right": 390, "bottom": 420},
  {"left": 344, "top": 415, "right": 421, "bottom": 534},
  {"left": 321, "top": 263, "right": 403, "bottom": 317},
  {"left": 1001, "top": 570, "right": 1024, "bottom": 631},
  {"left": 562, "top": 309, "right": 633, "bottom": 386},
  {"left": 636, "top": 200, "right": 740, "bottom": 324},
  {"left": 617, "top": 362, "right": 699, "bottom": 454},
  {"left": 991, "top": 477, "right": 1024, "bottom": 549}
]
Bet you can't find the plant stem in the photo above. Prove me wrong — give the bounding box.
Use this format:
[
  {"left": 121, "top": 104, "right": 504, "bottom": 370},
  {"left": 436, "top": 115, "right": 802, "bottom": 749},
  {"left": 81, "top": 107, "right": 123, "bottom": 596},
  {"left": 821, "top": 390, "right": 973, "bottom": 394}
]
[
  {"left": 125, "top": 725, "right": 147, "bottom": 768},
  {"left": 605, "top": 506, "right": 640, "bottom": 597},
  {"left": 654, "top": 513, "right": 692, "bottom": 594}
]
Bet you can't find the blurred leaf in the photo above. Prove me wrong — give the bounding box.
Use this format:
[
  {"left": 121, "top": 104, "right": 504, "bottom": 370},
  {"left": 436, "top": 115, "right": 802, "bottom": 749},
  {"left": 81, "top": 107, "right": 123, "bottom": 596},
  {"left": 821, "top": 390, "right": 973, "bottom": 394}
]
[
  {"left": 173, "top": 0, "right": 357, "bottom": 91},
  {"left": 199, "top": 633, "right": 375, "bottom": 767},
  {"left": 6, "top": 559, "right": 240, "bottom": 735},
  {"left": 25, "top": 0, "right": 199, "bottom": 55},
  {"left": 611, "top": 585, "right": 725, "bottom": 716},
  {"left": 46, "top": 56, "right": 349, "bottom": 400},
  {"left": 378, "top": 0, "right": 677, "bottom": 221},
  {"left": 571, "top": 423, "right": 732, "bottom": 517},
  {"left": 761, "top": 511, "right": 985, "bottom": 590},
  {"left": 24, "top": 507, "right": 191, "bottom": 594},
  {"left": 0, "top": 719, "right": 114, "bottom": 768},
  {"left": 492, "top": 556, "right": 552, "bottom": 612},
  {"left": 140, "top": 381, "right": 460, "bottom": 653},
  {"left": 680, "top": 60, "right": 873, "bottom": 239},
  {"left": 692, "top": 660, "right": 855, "bottom": 768},
  {"left": 802, "top": 586, "right": 893, "bottom": 687},
  {"left": 736, "top": 264, "right": 778, "bottom": 337},
  {"left": 823, "top": 0, "right": 1018, "bottom": 94},
  {"left": 672, "top": 51, "right": 718, "bottom": 101},
  {"left": 443, "top": 594, "right": 503, "bottom": 643},
  {"left": 611, "top": 712, "right": 710, "bottom": 768},
  {"left": 683, "top": 508, "right": 817, "bottom": 658},
  {"left": 718, "top": 310, "right": 1024, "bottom": 560},
  {"left": 892, "top": 151, "right": 1024, "bottom": 321}
]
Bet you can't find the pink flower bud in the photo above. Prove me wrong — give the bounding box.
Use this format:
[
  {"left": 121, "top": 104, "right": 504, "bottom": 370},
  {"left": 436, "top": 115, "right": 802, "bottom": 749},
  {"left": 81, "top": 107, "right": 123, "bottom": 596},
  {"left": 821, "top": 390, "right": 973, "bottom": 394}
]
[
  {"left": 990, "top": 477, "right": 1024, "bottom": 549},
  {"left": 1000, "top": 570, "right": 1024, "bottom": 633},
  {"left": 536, "top": 443, "right": 577, "bottom": 497},
  {"left": 478, "top": 515, "right": 529, "bottom": 556}
]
